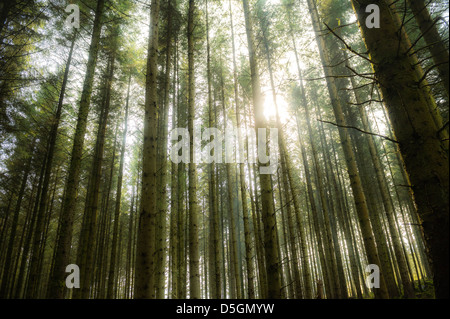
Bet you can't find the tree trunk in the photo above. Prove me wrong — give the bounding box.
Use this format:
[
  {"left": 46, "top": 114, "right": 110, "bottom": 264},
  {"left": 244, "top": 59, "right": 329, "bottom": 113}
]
[
  {"left": 135, "top": 0, "right": 160, "bottom": 299},
  {"left": 187, "top": 0, "right": 200, "bottom": 299},
  {"left": 242, "top": 0, "right": 281, "bottom": 299},
  {"left": 228, "top": 0, "right": 255, "bottom": 299},
  {"left": 407, "top": 0, "right": 449, "bottom": 98},
  {"left": 74, "top": 43, "right": 116, "bottom": 299},
  {"left": 107, "top": 72, "right": 131, "bottom": 299},
  {"left": 307, "top": 0, "right": 389, "bottom": 298},
  {"left": 351, "top": 0, "right": 449, "bottom": 299},
  {"left": 0, "top": 145, "right": 34, "bottom": 298},
  {"left": 47, "top": 0, "right": 105, "bottom": 299},
  {"left": 348, "top": 61, "right": 416, "bottom": 298}
]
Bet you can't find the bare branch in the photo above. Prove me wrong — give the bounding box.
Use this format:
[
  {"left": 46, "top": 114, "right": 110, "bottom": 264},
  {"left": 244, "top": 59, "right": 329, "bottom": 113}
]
[
  {"left": 323, "top": 22, "right": 376, "bottom": 65},
  {"left": 345, "top": 65, "right": 380, "bottom": 84},
  {"left": 317, "top": 119, "right": 399, "bottom": 144},
  {"left": 417, "top": 61, "right": 449, "bottom": 85}
]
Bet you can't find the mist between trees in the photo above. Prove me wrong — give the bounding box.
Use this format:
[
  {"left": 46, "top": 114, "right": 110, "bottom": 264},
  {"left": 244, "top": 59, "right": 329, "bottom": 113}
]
[{"left": 0, "top": 0, "right": 448, "bottom": 299}]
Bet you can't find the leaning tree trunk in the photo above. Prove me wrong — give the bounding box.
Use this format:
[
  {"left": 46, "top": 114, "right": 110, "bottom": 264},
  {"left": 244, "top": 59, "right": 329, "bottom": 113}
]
[
  {"left": 307, "top": 0, "right": 389, "bottom": 298},
  {"left": 26, "top": 36, "right": 76, "bottom": 299},
  {"left": 347, "top": 58, "right": 416, "bottom": 298},
  {"left": 351, "top": 0, "right": 449, "bottom": 299},
  {"left": 74, "top": 45, "right": 116, "bottom": 299},
  {"left": 205, "top": 0, "right": 221, "bottom": 299},
  {"left": 0, "top": 145, "right": 34, "bottom": 298},
  {"left": 47, "top": 0, "right": 105, "bottom": 299},
  {"left": 407, "top": 0, "right": 449, "bottom": 98}
]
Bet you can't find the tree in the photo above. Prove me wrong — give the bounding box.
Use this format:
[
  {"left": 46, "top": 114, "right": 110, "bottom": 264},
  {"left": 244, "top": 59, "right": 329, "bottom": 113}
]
[
  {"left": 135, "top": 0, "right": 160, "bottom": 299},
  {"left": 187, "top": 0, "right": 200, "bottom": 299},
  {"left": 47, "top": 0, "right": 106, "bottom": 299},
  {"left": 351, "top": 0, "right": 449, "bottom": 299},
  {"left": 242, "top": 0, "right": 281, "bottom": 299}
]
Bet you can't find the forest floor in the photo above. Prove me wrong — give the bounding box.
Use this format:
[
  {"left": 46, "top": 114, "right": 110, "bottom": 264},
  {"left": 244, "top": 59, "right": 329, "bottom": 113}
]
[{"left": 414, "top": 279, "right": 435, "bottom": 299}]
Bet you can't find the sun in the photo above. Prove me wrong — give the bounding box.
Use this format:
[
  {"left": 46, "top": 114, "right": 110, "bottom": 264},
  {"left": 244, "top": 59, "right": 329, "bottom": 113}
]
[{"left": 263, "top": 90, "right": 291, "bottom": 125}]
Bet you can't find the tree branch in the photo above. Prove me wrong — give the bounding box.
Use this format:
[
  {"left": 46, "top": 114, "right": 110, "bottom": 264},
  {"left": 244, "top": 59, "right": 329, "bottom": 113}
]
[
  {"left": 323, "top": 22, "right": 376, "bottom": 65},
  {"left": 317, "top": 119, "right": 399, "bottom": 144}
]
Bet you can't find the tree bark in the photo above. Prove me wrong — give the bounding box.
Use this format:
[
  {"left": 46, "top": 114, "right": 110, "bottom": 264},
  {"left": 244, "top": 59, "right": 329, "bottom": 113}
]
[
  {"left": 187, "top": 0, "right": 200, "bottom": 299},
  {"left": 351, "top": 0, "right": 449, "bottom": 298},
  {"left": 307, "top": 0, "right": 389, "bottom": 298},
  {"left": 135, "top": 0, "right": 160, "bottom": 299},
  {"left": 242, "top": 0, "right": 281, "bottom": 299}
]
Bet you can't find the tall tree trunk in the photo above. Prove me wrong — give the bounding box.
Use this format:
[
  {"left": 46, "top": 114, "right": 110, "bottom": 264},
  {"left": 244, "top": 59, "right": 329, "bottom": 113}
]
[
  {"left": 219, "top": 58, "right": 242, "bottom": 299},
  {"left": 348, "top": 60, "right": 416, "bottom": 298},
  {"left": 98, "top": 127, "right": 119, "bottom": 299},
  {"left": 245, "top": 107, "right": 267, "bottom": 298},
  {"left": 74, "top": 43, "right": 116, "bottom": 299},
  {"left": 25, "top": 36, "right": 76, "bottom": 298},
  {"left": 257, "top": 6, "right": 307, "bottom": 298},
  {"left": 135, "top": 0, "right": 160, "bottom": 299},
  {"left": 155, "top": 0, "right": 174, "bottom": 298},
  {"left": 291, "top": 55, "right": 343, "bottom": 299},
  {"left": 314, "top": 102, "right": 363, "bottom": 298},
  {"left": 205, "top": 0, "right": 221, "bottom": 299},
  {"left": 176, "top": 84, "right": 187, "bottom": 299},
  {"left": 229, "top": 0, "right": 255, "bottom": 299},
  {"left": 170, "top": 36, "right": 180, "bottom": 299},
  {"left": 187, "top": 0, "right": 200, "bottom": 299},
  {"left": 407, "top": 0, "right": 449, "bottom": 98},
  {"left": 47, "top": 0, "right": 105, "bottom": 298},
  {"left": 107, "top": 73, "right": 131, "bottom": 299},
  {"left": 0, "top": 144, "right": 34, "bottom": 298},
  {"left": 351, "top": 0, "right": 449, "bottom": 299},
  {"left": 242, "top": 0, "right": 281, "bottom": 299},
  {"left": 307, "top": 0, "right": 389, "bottom": 298}
]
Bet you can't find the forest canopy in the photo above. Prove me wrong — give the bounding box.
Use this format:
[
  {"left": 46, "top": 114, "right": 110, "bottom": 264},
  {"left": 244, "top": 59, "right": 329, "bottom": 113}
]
[{"left": 0, "top": 0, "right": 448, "bottom": 300}]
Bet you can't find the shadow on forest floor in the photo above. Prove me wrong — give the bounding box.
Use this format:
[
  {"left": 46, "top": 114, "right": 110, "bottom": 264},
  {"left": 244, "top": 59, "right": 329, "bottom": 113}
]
[
  {"left": 357, "top": 279, "right": 435, "bottom": 299},
  {"left": 414, "top": 279, "right": 435, "bottom": 299}
]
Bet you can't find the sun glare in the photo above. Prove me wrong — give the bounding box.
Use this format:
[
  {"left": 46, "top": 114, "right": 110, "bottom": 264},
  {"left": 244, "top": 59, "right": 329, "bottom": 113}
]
[{"left": 263, "top": 91, "right": 291, "bottom": 125}]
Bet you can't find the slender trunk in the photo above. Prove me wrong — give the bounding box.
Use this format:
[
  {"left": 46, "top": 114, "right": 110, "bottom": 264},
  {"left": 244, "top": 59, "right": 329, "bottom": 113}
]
[
  {"left": 26, "top": 36, "right": 76, "bottom": 298},
  {"left": 47, "top": 0, "right": 105, "bottom": 298},
  {"left": 135, "top": 0, "right": 160, "bottom": 299},
  {"left": 352, "top": 0, "right": 449, "bottom": 298},
  {"left": 228, "top": 0, "right": 255, "bottom": 299},
  {"left": 205, "top": 1, "right": 221, "bottom": 299},
  {"left": 407, "top": 0, "right": 449, "bottom": 98},
  {"left": 219, "top": 59, "right": 241, "bottom": 299},
  {"left": 307, "top": 0, "right": 389, "bottom": 298},
  {"left": 155, "top": 0, "right": 174, "bottom": 298},
  {"left": 242, "top": 0, "right": 281, "bottom": 299},
  {"left": 107, "top": 73, "right": 131, "bottom": 299},
  {"left": 176, "top": 91, "right": 187, "bottom": 299},
  {"left": 74, "top": 45, "right": 116, "bottom": 299},
  {"left": 315, "top": 103, "right": 363, "bottom": 298},
  {"left": 245, "top": 108, "right": 267, "bottom": 299},
  {"left": 0, "top": 146, "right": 34, "bottom": 298},
  {"left": 170, "top": 37, "right": 179, "bottom": 299}
]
